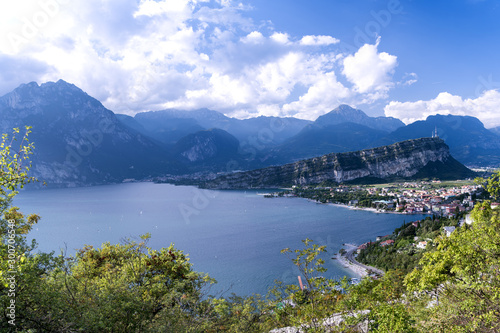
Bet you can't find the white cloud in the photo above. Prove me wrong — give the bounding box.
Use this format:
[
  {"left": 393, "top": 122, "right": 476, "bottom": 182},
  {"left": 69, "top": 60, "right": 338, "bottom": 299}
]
[
  {"left": 384, "top": 90, "right": 500, "bottom": 128},
  {"left": 300, "top": 35, "right": 339, "bottom": 46},
  {"left": 195, "top": 2, "right": 253, "bottom": 28},
  {"left": 270, "top": 32, "right": 290, "bottom": 44},
  {"left": 134, "top": 0, "right": 192, "bottom": 17},
  {"left": 342, "top": 37, "right": 397, "bottom": 98},
  {"left": 399, "top": 72, "right": 418, "bottom": 86},
  {"left": 0, "top": 0, "right": 401, "bottom": 121},
  {"left": 241, "top": 31, "right": 265, "bottom": 44},
  {"left": 282, "top": 71, "right": 352, "bottom": 120}
]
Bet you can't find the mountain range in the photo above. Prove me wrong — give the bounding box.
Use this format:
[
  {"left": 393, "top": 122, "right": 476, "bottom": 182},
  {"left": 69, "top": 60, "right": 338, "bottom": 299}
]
[
  {"left": 257, "top": 106, "right": 500, "bottom": 168},
  {"left": 0, "top": 80, "right": 180, "bottom": 186},
  {"left": 0, "top": 80, "right": 497, "bottom": 186},
  {"left": 119, "top": 108, "right": 311, "bottom": 146}
]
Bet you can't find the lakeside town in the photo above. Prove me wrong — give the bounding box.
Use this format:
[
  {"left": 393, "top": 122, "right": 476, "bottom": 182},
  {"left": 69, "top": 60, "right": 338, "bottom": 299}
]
[
  {"left": 261, "top": 180, "right": 491, "bottom": 281},
  {"left": 263, "top": 180, "right": 485, "bottom": 218}
]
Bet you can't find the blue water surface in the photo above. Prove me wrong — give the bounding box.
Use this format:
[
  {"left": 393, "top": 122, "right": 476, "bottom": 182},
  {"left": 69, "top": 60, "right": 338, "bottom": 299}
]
[{"left": 14, "top": 183, "right": 425, "bottom": 296}]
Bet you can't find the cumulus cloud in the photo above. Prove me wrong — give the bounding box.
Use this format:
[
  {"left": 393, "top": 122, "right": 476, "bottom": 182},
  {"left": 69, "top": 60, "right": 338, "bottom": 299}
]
[
  {"left": 283, "top": 72, "right": 352, "bottom": 120},
  {"left": 342, "top": 37, "right": 397, "bottom": 98},
  {"left": 270, "top": 32, "right": 290, "bottom": 44},
  {"left": 241, "top": 31, "right": 265, "bottom": 44},
  {"left": 384, "top": 90, "right": 500, "bottom": 128},
  {"left": 0, "top": 0, "right": 400, "bottom": 120}
]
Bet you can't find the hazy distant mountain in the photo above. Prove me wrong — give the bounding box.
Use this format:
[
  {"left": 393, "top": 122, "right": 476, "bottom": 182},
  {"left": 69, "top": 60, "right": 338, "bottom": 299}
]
[
  {"left": 267, "top": 107, "right": 500, "bottom": 168},
  {"left": 127, "top": 111, "right": 205, "bottom": 145},
  {"left": 258, "top": 122, "right": 388, "bottom": 166},
  {"left": 123, "top": 109, "right": 311, "bottom": 146},
  {"left": 315, "top": 104, "right": 405, "bottom": 132},
  {"left": 489, "top": 126, "right": 500, "bottom": 136},
  {"left": 173, "top": 128, "right": 240, "bottom": 168},
  {"left": 115, "top": 114, "right": 148, "bottom": 133},
  {"left": 0, "top": 80, "right": 179, "bottom": 186},
  {"left": 255, "top": 105, "right": 403, "bottom": 167},
  {"left": 225, "top": 116, "right": 312, "bottom": 146},
  {"left": 376, "top": 114, "right": 500, "bottom": 167},
  {"left": 140, "top": 108, "right": 230, "bottom": 129}
]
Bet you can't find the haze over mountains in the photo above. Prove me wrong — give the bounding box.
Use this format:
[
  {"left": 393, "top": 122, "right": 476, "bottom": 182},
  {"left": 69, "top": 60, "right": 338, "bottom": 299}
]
[
  {"left": 0, "top": 80, "right": 497, "bottom": 186},
  {"left": 121, "top": 109, "right": 310, "bottom": 146}
]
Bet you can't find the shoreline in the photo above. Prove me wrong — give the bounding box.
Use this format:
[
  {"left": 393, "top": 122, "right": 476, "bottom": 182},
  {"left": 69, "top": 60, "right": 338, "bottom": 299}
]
[
  {"left": 335, "top": 244, "right": 367, "bottom": 278},
  {"left": 328, "top": 202, "right": 420, "bottom": 215},
  {"left": 334, "top": 243, "right": 385, "bottom": 278},
  {"left": 301, "top": 198, "right": 428, "bottom": 216},
  {"left": 327, "top": 201, "right": 432, "bottom": 216}
]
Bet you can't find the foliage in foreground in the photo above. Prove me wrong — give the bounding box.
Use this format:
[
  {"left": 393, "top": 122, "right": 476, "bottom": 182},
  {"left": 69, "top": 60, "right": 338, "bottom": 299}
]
[
  {"left": 357, "top": 215, "right": 460, "bottom": 274},
  {"left": 2, "top": 129, "right": 500, "bottom": 332}
]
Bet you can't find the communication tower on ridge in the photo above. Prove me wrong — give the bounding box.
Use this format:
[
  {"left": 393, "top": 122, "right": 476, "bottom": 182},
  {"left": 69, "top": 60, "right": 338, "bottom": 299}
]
[{"left": 432, "top": 126, "right": 439, "bottom": 138}]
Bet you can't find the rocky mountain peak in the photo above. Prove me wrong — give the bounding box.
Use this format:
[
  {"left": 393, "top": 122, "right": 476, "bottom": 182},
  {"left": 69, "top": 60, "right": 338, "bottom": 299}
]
[
  {"left": 5, "top": 80, "right": 86, "bottom": 105},
  {"left": 315, "top": 104, "right": 404, "bottom": 132},
  {"left": 316, "top": 105, "right": 367, "bottom": 123},
  {"left": 0, "top": 80, "right": 111, "bottom": 121}
]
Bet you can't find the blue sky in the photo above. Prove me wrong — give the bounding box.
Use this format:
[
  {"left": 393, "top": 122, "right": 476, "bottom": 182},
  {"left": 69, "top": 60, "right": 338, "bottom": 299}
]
[{"left": 1, "top": 0, "right": 499, "bottom": 126}]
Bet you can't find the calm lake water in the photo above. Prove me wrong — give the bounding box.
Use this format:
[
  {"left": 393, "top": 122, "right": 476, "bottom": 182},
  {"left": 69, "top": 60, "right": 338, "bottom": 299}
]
[{"left": 14, "top": 182, "right": 425, "bottom": 296}]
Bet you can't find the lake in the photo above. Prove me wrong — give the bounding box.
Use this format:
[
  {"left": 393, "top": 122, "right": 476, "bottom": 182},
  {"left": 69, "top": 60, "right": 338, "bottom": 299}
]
[{"left": 14, "top": 182, "right": 425, "bottom": 296}]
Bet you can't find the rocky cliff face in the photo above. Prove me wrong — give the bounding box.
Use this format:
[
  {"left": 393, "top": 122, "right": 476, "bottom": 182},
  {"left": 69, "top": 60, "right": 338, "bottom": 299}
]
[{"left": 203, "top": 138, "right": 474, "bottom": 189}]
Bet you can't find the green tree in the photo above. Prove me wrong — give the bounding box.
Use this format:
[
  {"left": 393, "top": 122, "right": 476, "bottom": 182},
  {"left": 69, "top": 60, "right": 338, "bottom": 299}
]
[
  {"left": 265, "top": 239, "right": 352, "bottom": 332},
  {"left": 207, "top": 294, "right": 269, "bottom": 332},
  {"left": 338, "top": 270, "right": 416, "bottom": 332},
  {"left": 62, "top": 236, "right": 215, "bottom": 332},
  {"left": 0, "top": 127, "right": 36, "bottom": 194},
  {"left": 475, "top": 171, "right": 500, "bottom": 200},
  {"left": 0, "top": 127, "right": 44, "bottom": 331},
  {"left": 405, "top": 200, "right": 500, "bottom": 331}
]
